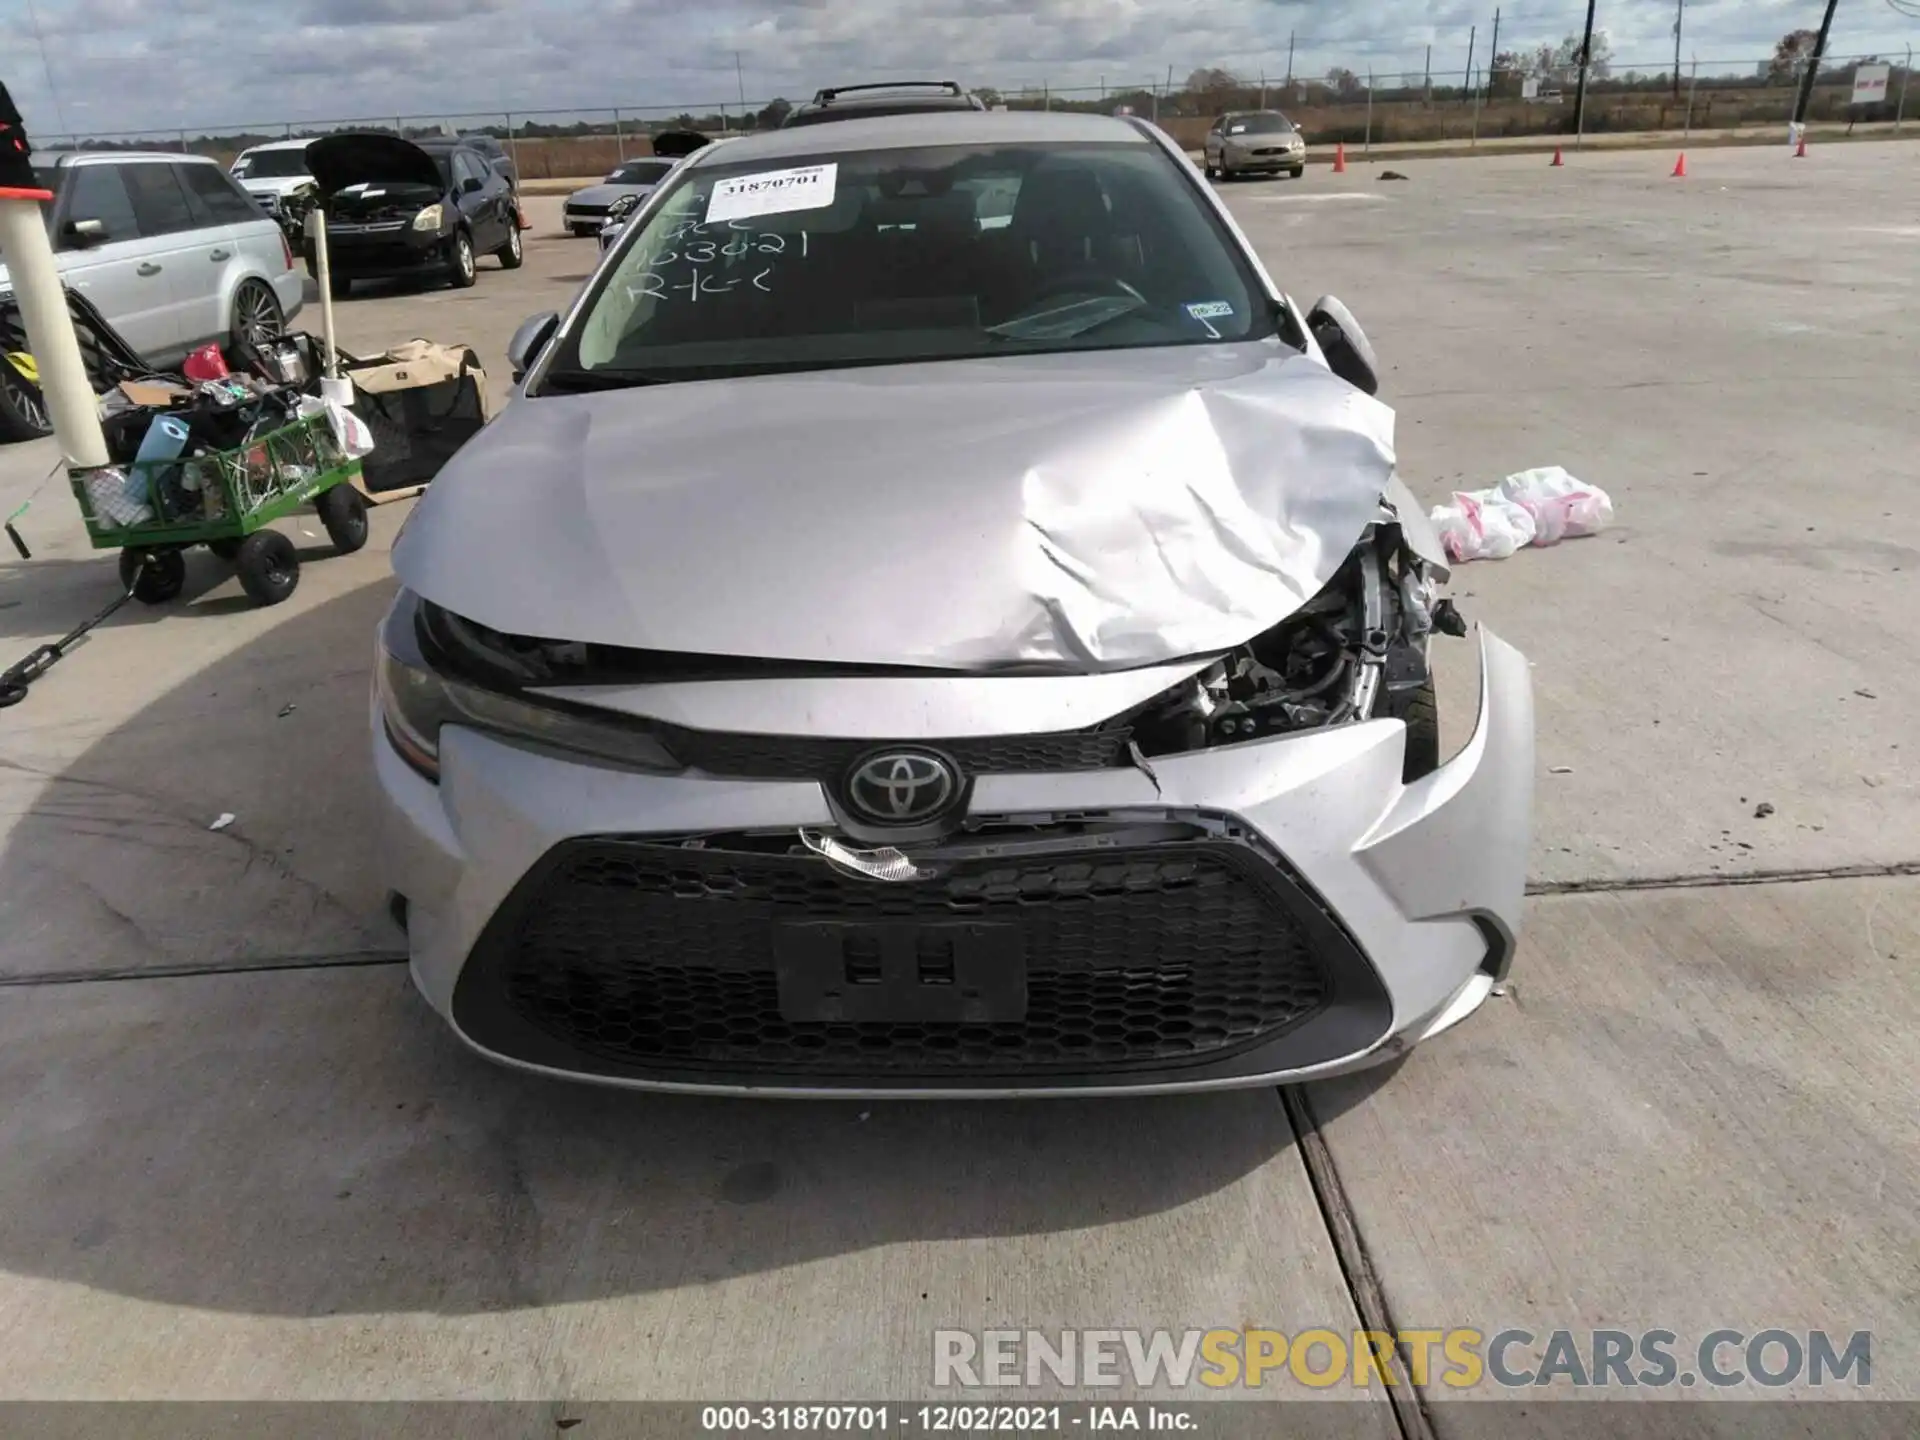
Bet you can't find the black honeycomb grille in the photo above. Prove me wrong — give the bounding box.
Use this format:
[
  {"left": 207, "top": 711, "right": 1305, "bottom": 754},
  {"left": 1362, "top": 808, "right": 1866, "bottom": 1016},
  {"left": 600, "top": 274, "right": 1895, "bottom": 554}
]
[
  {"left": 461, "top": 839, "right": 1331, "bottom": 1077},
  {"left": 652, "top": 723, "right": 1131, "bottom": 780}
]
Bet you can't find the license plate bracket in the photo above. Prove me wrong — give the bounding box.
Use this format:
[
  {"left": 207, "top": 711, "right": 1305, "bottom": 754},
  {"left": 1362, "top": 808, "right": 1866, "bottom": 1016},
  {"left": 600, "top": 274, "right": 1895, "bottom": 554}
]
[{"left": 774, "top": 920, "right": 1027, "bottom": 1024}]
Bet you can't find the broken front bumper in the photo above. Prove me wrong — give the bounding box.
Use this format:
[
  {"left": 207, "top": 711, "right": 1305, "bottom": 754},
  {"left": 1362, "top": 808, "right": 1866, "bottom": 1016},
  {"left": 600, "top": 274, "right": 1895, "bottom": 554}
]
[{"left": 373, "top": 628, "right": 1533, "bottom": 1097}]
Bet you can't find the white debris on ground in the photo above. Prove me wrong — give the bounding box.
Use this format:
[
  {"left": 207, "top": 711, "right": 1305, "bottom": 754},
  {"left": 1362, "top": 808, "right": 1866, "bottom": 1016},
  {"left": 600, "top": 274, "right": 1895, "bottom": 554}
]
[{"left": 1430, "top": 466, "right": 1615, "bottom": 562}]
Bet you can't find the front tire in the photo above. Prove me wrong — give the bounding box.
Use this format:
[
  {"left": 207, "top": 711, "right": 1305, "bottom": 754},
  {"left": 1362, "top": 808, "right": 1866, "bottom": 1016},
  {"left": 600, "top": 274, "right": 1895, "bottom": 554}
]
[
  {"left": 315, "top": 483, "right": 369, "bottom": 555},
  {"left": 1290, "top": 165, "right": 1306, "bottom": 179},
  {"left": 495, "top": 223, "right": 524, "bottom": 269},
  {"left": 447, "top": 231, "right": 477, "bottom": 289},
  {"left": 1388, "top": 677, "right": 1441, "bottom": 782},
  {"left": 234, "top": 529, "right": 300, "bottom": 607},
  {"left": 327, "top": 271, "right": 354, "bottom": 300}
]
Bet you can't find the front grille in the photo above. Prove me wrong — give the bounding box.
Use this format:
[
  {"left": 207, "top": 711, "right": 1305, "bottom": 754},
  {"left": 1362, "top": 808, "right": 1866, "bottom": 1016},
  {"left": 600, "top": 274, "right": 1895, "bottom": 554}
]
[
  {"left": 654, "top": 722, "right": 1131, "bottom": 779},
  {"left": 457, "top": 836, "right": 1340, "bottom": 1079}
]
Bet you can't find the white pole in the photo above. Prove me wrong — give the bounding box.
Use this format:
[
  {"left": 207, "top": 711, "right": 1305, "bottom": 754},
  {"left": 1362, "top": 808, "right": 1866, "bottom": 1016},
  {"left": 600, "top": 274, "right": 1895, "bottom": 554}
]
[
  {"left": 306, "top": 210, "right": 341, "bottom": 382},
  {"left": 1899, "top": 48, "right": 1912, "bottom": 133},
  {"left": 1684, "top": 56, "right": 1698, "bottom": 139},
  {"left": 0, "top": 199, "right": 108, "bottom": 466}
]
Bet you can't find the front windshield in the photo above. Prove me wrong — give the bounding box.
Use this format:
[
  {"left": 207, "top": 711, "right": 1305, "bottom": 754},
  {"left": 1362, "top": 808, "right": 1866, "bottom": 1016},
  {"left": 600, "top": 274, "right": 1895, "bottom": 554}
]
[
  {"left": 543, "top": 140, "right": 1274, "bottom": 389},
  {"left": 1226, "top": 114, "right": 1294, "bottom": 135},
  {"left": 609, "top": 160, "right": 674, "bottom": 185},
  {"left": 233, "top": 149, "right": 311, "bottom": 179}
]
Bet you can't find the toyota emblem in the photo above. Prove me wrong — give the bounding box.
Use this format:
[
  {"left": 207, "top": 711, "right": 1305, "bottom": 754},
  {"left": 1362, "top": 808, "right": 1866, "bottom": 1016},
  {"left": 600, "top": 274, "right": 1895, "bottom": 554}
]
[{"left": 844, "top": 750, "right": 960, "bottom": 825}]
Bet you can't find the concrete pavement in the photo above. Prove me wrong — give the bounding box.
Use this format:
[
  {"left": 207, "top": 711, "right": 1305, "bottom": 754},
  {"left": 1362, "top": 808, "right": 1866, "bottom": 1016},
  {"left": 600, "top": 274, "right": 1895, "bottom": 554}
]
[{"left": 0, "top": 148, "right": 1913, "bottom": 1417}]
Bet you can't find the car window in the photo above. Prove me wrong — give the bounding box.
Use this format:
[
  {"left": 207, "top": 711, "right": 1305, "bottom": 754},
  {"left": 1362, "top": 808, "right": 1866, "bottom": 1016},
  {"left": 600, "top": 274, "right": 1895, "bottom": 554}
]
[
  {"left": 179, "top": 163, "right": 265, "bottom": 225},
  {"left": 59, "top": 164, "right": 142, "bottom": 245},
  {"left": 232, "top": 148, "right": 311, "bottom": 179},
  {"left": 120, "top": 161, "right": 200, "bottom": 238},
  {"left": 1230, "top": 114, "right": 1294, "bottom": 135},
  {"left": 453, "top": 152, "right": 485, "bottom": 187},
  {"left": 547, "top": 139, "right": 1277, "bottom": 388}
]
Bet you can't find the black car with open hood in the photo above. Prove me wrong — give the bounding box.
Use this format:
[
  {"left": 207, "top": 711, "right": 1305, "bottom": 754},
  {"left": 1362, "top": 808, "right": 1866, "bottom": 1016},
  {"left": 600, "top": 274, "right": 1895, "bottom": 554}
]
[{"left": 303, "top": 132, "right": 521, "bottom": 297}]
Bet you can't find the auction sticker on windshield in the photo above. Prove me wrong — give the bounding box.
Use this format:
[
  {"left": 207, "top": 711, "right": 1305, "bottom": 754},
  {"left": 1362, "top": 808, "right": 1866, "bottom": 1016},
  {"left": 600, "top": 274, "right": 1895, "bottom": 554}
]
[{"left": 706, "top": 164, "right": 838, "bottom": 224}]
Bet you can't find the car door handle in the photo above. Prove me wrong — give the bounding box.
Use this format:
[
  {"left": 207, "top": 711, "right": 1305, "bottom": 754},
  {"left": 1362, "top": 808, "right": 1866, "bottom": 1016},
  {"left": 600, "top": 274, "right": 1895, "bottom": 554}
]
[
  {"left": 137, "top": 262, "right": 163, "bottom": 276},
  {"left": 209, "top": 248, "right": 231, "bottom": 261}
]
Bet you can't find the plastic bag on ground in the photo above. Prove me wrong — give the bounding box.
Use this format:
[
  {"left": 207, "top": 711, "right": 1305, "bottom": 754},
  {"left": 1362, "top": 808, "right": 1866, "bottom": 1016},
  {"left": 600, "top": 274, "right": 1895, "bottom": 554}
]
[
  {"left": 1429, "top": 487, "right": 1537, "bottom": 563},
  {"left": 1498, "top": 466, "right": 1613, "bottom": 546}
]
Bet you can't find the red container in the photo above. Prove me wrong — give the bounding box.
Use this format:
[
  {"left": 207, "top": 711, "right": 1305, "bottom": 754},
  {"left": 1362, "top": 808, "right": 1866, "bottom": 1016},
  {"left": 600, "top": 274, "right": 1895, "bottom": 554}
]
[{"left": 183, "top": 343, "right": 230, "bottom": 382}]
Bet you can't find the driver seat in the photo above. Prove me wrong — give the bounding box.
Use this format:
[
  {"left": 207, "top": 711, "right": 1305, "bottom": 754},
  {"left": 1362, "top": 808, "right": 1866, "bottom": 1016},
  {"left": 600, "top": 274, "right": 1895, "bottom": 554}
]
[{"left": 1005, "top": 166, "right": 1114, "bottom": 275}]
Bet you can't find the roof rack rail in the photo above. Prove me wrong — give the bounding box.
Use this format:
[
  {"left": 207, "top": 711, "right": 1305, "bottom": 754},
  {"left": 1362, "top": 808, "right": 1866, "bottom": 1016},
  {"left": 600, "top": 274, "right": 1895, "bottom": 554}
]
[{"left": 812, "top": 80, "right": 966, "bottom": 104}]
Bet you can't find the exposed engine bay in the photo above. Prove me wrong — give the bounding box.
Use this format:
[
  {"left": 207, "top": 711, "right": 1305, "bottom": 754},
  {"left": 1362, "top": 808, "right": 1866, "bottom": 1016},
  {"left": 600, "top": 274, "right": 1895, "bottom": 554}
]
[{"left": 1129, "top": 506, "right": 1464, "bottom": 777}]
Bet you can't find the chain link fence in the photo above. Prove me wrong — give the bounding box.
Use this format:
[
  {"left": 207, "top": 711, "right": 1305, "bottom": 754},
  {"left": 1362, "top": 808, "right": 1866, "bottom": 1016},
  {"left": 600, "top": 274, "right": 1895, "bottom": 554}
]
[{"left": 27, "top": 51, "right": 1915, "bottom": 178}]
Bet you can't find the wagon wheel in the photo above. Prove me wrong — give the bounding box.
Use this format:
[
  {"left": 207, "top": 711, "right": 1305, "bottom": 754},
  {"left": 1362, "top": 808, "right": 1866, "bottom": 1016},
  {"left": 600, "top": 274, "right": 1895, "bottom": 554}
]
[
  {"left": 119, "top": 548, "right": 186, "bottom": 605},
  {"left": 234, "top": 530, "right": 300, "bottom": 606}
]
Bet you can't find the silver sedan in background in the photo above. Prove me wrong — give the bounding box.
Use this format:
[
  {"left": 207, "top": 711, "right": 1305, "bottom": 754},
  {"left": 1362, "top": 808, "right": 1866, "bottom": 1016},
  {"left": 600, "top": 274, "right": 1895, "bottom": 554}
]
[
  {"left": 374, "top": 111, "right": 1533, "bottom": 1097},
  {"left": 1204, "top": 110, "right": 1307, "bottom": 181},
  {"left": 563, "top": 157, "right": 680, "bottom": 236}
]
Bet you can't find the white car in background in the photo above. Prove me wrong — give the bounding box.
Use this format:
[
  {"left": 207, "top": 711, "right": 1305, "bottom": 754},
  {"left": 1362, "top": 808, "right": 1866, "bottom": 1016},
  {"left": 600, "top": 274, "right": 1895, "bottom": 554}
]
[
  {"left": 228, "top": 138, "right": 317, "bottom": 219},
  {"left": 0, "top": 150, "right": 303, "bottom": 440}
]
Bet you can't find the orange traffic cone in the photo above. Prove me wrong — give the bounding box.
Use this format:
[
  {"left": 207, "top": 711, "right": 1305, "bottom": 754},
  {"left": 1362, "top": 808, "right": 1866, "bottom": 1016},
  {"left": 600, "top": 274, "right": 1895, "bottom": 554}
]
[
  {"left": 1333, "top": 141, "right": 1347, "bottom": 174},
  {"left": 1671, "top": 151, "right": 1687, "bottom": 178},
  {"left": 1550, "top": 146, "right": 1564, "bottom": 167},
  {"left": 516, "top": 200, "right": 531, "bottom": 231},
  {"left": 1794, "top": 135, "right": 1808, "bottom": 158}
]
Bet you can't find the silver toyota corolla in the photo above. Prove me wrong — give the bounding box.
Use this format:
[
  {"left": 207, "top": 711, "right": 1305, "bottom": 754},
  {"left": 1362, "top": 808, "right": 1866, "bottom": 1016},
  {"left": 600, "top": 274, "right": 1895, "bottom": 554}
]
[{"left": 373, "top": 111, "right": 1534, "bottom": 1097}]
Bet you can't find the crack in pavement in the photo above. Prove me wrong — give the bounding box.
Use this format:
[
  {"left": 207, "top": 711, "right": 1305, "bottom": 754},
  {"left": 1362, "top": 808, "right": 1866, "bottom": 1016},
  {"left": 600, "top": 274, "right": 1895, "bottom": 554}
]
[
  {"left": 1529, "top": 859, "right": 1920, "bottom": 897},
  {"left": 0, "top": 949, "right": 408, "bottom": 989}
]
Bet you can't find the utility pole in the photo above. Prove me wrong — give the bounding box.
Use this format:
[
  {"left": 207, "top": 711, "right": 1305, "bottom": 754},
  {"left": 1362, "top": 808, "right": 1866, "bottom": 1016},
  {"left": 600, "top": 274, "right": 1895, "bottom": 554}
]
[
  {"left": 1571, "top": 0, "right": 1598, "bottom": 141},
  {"left": 1424, "top": 44, "right": 1432, "bottom": 105},
  {"left": 1487, "top": 9, "right": 1501, "bottom": 104},
  {"left": 1672, "top": 0, "right": 1683, "bottom": 100},
  {"left": 734, "top": 51, "right": 746, "bottom": 116},
  {"left": 1792, "top": 0, "right": 1840, "bottom": 126},
  {"left": 1286, "top": 31, "right": 1295, "bottom": 87},
  {"left": 1465, "top": 25, "right": 1476, "bottom": 104}
]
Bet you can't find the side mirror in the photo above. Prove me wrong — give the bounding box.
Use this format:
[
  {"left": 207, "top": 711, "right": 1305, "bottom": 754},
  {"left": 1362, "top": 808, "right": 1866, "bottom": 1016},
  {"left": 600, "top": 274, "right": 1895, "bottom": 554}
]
[
  {"left": 1305, "top": 294, "right": 1380, "bottom": 397},
  {"left": 507, "top": 310, "right": 560, "bottom": 384},
  {"left": 461, "top": 176, "right": 484, "bottom": 195},
  {"left": 66, "top": 218, "right": 109, "bottom": 246}
]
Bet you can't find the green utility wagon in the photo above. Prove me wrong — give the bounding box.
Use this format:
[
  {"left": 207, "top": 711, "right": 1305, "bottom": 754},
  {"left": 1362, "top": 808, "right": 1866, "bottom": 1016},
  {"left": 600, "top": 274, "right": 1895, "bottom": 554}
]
[{"left": 68, "top": 408, "right": 368, "bottom": 608}]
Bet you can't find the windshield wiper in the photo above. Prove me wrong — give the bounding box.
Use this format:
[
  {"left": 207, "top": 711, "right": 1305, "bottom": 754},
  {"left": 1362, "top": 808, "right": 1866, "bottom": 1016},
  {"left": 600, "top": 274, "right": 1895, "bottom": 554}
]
[{"left": 539, "top": 368, "right": 679, "bottom": 393}]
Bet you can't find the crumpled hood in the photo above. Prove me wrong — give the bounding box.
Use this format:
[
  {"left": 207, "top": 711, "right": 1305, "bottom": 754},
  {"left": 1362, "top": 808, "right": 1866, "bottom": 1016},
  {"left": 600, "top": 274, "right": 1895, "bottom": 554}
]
[
  {"left": 392, "top": 344, "right": 1398, "bottom": 672},
  {"left": 237, "top": 175, "right": 315, "bottom": 197}
]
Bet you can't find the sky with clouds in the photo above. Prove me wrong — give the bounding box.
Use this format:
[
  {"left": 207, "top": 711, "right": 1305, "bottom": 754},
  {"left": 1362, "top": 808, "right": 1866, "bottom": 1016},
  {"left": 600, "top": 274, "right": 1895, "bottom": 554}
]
[{"left": 3, "top": 0, "right": 1914, "bottom": 137}]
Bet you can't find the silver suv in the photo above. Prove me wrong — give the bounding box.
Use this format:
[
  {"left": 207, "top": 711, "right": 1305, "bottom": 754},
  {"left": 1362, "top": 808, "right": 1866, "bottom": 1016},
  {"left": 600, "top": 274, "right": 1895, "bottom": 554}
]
[{"left": 1, "top": 151, "right": 304, "bottom": 440}]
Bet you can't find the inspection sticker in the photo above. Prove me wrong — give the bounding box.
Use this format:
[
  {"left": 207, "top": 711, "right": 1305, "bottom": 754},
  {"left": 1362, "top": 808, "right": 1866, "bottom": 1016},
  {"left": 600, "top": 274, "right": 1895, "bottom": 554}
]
[
  {"left": 706, "top": 164, "right": 839, "bottom": 224},
  {"left": 1186, "top": 301, "right": 1234, "bottom": 320}
]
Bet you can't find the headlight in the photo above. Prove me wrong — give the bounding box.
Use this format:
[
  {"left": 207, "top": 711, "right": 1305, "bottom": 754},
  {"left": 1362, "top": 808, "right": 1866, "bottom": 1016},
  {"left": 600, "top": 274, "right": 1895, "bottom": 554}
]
[
  {"left": 376, "top": 597, "right": 681, "bottom": 782},
  {"left": 412, "top": 204, "right": 445, "bottom": 231}
]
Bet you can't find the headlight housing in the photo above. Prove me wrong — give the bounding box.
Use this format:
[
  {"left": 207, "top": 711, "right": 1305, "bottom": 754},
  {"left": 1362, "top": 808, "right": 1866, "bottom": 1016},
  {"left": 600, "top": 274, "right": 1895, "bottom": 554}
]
[
  {"left": 375, "top": 594, "right": 681, "bottom": 782},
  {"left": 412, "top": 203, "right": 444, "bottom": 231}
]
